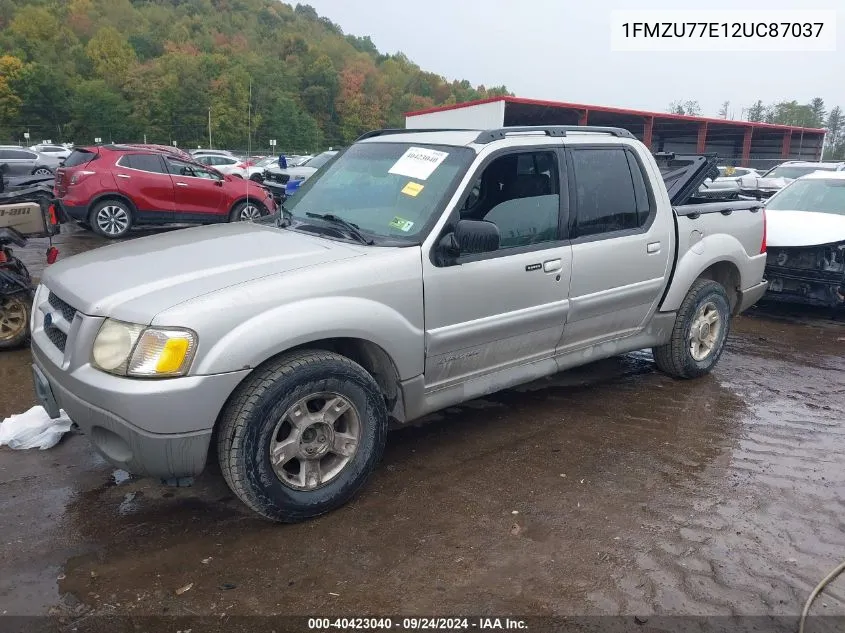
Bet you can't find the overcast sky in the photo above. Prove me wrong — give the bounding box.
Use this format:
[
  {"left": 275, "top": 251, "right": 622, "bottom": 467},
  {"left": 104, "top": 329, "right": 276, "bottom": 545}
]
[{"left": 299, "top": 0, "right": 845, "bottom": 119}]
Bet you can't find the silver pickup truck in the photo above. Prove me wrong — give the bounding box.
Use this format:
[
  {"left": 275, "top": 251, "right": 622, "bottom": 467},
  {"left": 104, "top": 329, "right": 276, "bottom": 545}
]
[{"left": 30, "top": 126, "right": 768, "bottom": 522}]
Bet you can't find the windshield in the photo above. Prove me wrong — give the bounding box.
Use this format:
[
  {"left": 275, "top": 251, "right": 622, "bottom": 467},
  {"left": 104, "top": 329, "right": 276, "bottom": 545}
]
[
  {"left": 305, "top": 151, "right": 337, "bottom": 170},
  {"left": 763, "top": 164, "right": 838, "bottom": 180},
  {"left": 286, "top": 142, "right": 473, "bottom": 241},
  {"left": 256, "top": 157, "right": 276, "bottom": 167},
  {"left": 766, "top": 179, "right": 845, "bottom": 216}
]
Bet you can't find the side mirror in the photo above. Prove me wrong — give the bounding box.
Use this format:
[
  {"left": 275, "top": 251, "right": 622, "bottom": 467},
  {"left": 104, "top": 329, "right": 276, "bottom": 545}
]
[
  {"left": 438, "top": 219, "right": 500, "bottom": 261},
  {"left": 455, "top": 219, "right": 500, "bottom": 254}
]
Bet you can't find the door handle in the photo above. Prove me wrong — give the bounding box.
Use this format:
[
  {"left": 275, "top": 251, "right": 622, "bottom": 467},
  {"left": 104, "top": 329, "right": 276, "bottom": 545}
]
[
  {"left": 647, "top": 242, "right": 661, "bottom": 254},
  {"left": 176, "top": 182, "right": 188, "bottom": 187},
  {"left": 116, "top": 174, "right": 130, "bottom": 179},
  {"left": 543, "top": 259, "right": 562, "bottom": 273}
]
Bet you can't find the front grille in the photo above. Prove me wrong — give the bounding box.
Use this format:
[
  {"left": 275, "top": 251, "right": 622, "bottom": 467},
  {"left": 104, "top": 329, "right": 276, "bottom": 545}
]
[
  {"left": 264, "top": 170, "right": 289, "bottom": 184},
  {"left": 46, "top": 326, "right": 68, "bottom": 352},
  {"left": 48, "top": 292, "right": 77, "bottom": 322},
  {"left": 45, "top": 291, "right": 78, "bottom": 353}
]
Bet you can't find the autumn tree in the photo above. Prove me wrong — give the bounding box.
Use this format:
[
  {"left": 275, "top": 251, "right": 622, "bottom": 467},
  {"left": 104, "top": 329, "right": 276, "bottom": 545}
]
[
  {"left": 86, "top": 26, "right": 136, "bottom": 85},
  {"left": 0, "top": 55, "right": 23, "bottom": 123}
]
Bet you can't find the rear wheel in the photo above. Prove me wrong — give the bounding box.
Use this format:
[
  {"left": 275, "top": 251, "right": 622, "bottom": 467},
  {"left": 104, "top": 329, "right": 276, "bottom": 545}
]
[
  {"left": 652, "top": 279, "right": 731, "bottom": 379},
  {"left": 217, "top": 350, "right": 388, "bottom": 522},
  {"left": 31, "top": 167, "right": 52, "bottom": 176},
  {"left": 0, "top": 291, "right": 32, "bottom": 350},
  {"left": 89, "top": 199, "right": 133, "bottom": 238},
  {"left": 229, "top": 200, "right": 265, "bottom": 222}
]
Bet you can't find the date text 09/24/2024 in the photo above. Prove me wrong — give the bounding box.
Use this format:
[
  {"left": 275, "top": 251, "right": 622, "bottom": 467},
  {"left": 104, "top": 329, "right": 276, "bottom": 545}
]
[{"left": 307, "top": 618, "right": 528, "bottom": 630}]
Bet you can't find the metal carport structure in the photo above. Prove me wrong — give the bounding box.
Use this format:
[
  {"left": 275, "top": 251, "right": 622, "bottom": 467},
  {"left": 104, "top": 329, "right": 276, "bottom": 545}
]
[{"left": 405, "top": 96, "right": 825, "bottom": 170}]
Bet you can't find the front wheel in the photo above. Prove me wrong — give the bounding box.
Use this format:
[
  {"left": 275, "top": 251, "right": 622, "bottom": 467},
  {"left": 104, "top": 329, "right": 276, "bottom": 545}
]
[
  {"left": 217, "top": 350, "right": 388, "bottom": 522},
  {"left": 0, "top": 291, "right": 33, "bottom": 350},
  {"left": 652, "top": 279, "right": 731, "bottom": 379},
  {"left": 228, "top": 200, "right": 265, "bottom": 222}
]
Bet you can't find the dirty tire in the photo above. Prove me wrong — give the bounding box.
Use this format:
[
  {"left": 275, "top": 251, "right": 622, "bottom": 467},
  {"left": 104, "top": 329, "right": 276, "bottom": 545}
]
[
  {"left": 228, "top": 200, "right": 266, "bottom": 222},
  {"left": 89, "top": 199, "right": 133, "bottom": 239},
  {"left": 652, "top": 279, "right": 731, "bottom": 379},
  {"left": 217, "top": 350, "right": 388, "bottom": 522},
  {"left": 0, "top": 290, "right": 33, "bottom": 350}
]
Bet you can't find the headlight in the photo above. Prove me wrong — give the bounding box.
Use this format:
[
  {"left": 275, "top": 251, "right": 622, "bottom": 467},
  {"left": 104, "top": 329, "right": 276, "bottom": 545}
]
[{"left": 91, "top": 319, "right": 197, "bottom": 378}]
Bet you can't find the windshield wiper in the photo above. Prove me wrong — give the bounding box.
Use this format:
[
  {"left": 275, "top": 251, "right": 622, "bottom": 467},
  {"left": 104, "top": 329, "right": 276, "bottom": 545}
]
[{"left": 304, "top": 212, "right": 375, "bottom": 245}]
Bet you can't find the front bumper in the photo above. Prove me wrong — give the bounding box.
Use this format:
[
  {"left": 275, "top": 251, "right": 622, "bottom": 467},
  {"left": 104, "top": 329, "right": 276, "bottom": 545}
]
[
  {"left": 30, "top": 287, "right": 250, "bottom": 479},
  {"left": 764, "top": 268, "right": 844, "bottom": 307}
]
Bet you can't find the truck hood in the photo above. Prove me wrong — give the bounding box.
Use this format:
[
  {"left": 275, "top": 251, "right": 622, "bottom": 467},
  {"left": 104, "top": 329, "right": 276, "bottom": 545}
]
[
  {"left": 41, "top": 222, "right": 365, "bottom": 323},
  {"left": 766, "top": 209, "right": 845, "bottom": 247}
]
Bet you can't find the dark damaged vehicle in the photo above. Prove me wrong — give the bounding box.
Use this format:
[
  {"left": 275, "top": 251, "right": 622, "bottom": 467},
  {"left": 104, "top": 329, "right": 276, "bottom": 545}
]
[{"left": 764, "top": 171, "right": 845, "bottom": 308}]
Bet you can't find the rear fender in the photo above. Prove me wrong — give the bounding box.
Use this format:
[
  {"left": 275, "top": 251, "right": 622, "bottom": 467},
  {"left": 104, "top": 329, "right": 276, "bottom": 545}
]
[{"left": 660, "top": 232, "right": 764, "bottom": 312}]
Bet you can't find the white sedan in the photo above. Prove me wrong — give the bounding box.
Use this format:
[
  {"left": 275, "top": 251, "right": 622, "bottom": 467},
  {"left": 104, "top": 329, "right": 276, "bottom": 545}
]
[{"left": 193, "top": 154, "right": 250, "bottom": 178}]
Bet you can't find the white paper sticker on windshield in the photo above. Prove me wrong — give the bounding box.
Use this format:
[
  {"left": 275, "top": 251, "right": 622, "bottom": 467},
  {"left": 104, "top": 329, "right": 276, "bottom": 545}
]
[{"left": 388, "top": 147, "right": 449, "bottom": 181}]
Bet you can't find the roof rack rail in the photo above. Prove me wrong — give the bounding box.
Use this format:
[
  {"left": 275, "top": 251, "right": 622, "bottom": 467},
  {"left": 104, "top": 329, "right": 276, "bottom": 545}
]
[
  {"left": 474, "top": 125, "right": 636, "bottom": 144},
  {"left": 355, "top": 128, "right": 475, "bottom": 141}
]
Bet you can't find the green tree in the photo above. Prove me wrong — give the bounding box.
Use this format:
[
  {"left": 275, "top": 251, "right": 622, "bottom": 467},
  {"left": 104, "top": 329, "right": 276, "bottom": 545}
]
[
  {"left": 86, "top": 26, "right": 136, "bottom": 85},
  {"left": 809, "top": 97, "right": 826, "bottom": 128},
  {"left": 668, "top": 100, "right": 701, "bottom": 116},
  {"left": 746, "top": 100, "right": 765, "bottom": 122},
  {"left": 824, "top": 106, "right": 843, "bottom": 160},
  {"left": 68, "top": 79, "right": 134, "bottom": 142}
]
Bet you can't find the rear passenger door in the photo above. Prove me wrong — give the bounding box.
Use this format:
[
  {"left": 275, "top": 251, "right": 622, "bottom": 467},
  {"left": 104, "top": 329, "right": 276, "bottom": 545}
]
[
  {"left": 114, "top": 153, "right": 176, "bottom": 214},
  {"left": 558, "top": 145, "right": 672, "bottom": 353}
]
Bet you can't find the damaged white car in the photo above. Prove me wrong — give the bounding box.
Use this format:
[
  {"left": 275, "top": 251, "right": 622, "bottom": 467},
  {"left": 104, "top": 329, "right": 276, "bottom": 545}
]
[
  {"left": 741, "top": 161, "right": 845, "bottom": 199},
  {"left": 764, "top": 171, "right": 845, "bottom": 308}
]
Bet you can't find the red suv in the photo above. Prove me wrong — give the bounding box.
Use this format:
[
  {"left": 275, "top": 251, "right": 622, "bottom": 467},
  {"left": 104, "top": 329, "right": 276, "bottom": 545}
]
[{"left": 54, "top": 145, "right": 277, "bottom": 238}]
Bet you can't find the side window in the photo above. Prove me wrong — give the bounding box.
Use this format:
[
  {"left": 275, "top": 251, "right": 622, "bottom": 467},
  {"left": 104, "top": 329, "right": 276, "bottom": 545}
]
[
  {"left": 570, "top": 148, "right": 650, "bottom": 238},
  {"left": 167, "top": 159, "right": 219, "bottom": 180},
  {"left": 7, "top": 150, "right": 35, "bottom": 160},
  {"left": 121, "top": 154, "right": 167, "bottom": 174},
  {"left": 463, "top": 151, "right": 560, "bottom": 250}
]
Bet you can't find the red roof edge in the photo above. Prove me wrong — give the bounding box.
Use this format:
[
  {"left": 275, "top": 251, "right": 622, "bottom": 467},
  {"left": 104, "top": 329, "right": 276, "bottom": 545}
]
[{"left": 404, "top": 95, "right": 825, "bottom": 135}]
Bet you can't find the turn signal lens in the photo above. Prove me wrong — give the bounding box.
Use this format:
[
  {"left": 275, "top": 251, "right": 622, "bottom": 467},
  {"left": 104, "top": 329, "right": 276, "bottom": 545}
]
[
  {"left": 92, "top": 319, "right": 197, "bottom": 378},
  {"left": 127, "top": 328, "right": 197, "bottom": 377}
]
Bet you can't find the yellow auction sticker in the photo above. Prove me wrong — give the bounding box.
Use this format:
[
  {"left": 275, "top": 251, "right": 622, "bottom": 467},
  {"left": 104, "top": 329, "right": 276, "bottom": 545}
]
[{"left": 401, "top": 181, "right": 424, "bottom": 197}]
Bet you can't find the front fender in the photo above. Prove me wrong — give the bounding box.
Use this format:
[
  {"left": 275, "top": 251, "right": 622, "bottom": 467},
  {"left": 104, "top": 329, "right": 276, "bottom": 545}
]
[
  {"left": 661, "top": 232, "right": 756, "bottom": 312},
  {"left": 193, "top": 296, "right": 424, "bottom": 379}
]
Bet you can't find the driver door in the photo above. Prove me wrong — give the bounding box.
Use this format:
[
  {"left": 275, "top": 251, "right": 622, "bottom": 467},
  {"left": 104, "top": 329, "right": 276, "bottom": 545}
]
[
  {"left": 422, "top": 148, "right": 573, "bottom": 391},
  {"left": 165, "top": 158, "right": 227, "bottom": 218}
]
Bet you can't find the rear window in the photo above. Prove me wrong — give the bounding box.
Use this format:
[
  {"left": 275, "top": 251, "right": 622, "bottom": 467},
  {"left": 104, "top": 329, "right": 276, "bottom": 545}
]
[{"left": 64, "top": 149, "right": 98, "bottom": 168}]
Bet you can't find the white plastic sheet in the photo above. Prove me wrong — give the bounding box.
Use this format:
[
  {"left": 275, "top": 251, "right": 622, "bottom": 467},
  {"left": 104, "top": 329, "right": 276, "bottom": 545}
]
[{"left": 0, "top": 405, "right": 72, "bottom": 450}]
